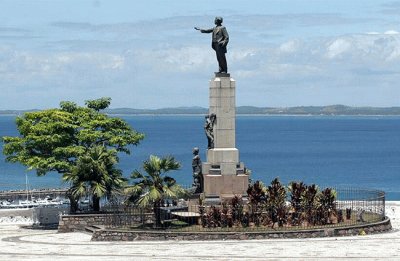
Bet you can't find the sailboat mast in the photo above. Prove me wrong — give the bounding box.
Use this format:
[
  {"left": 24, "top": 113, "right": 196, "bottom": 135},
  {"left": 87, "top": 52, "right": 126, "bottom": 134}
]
[{"left": 25, "top": 173, "right": 28, "bottom": 201}]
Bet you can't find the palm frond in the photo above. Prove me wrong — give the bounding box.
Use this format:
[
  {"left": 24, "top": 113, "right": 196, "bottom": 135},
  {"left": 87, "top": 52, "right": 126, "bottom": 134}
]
[
  {"left": 71, "top": 182, "right": 87, "bottom": 198},
  {"left": 131, "top": 170, "right": 144, "bottom": 180},
  {"left": 92, "top": 182, "right": 107, "bottom": 197},
  {"left": 160, "top": 155, "right": 181, "bottom": 172},
  {"left": 163, "top": 176, "right": 176, "bottom": 187},
  {"left": 126, "top": 155, "right": 182, "bottom": 206},
  {"left": 148, "top": 185, "right": 163, "bottom": 201},
  {"left": 124, "top": 183, "right": 145, "bottom": 195},
  {"left": 143, "top": 155, "right": 160, "bottom": 177}
]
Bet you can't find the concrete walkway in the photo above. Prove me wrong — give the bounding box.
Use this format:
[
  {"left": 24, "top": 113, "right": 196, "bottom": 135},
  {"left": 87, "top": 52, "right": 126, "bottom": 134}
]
[{"left": 0, "top": 202, "right": 399, "bottom": 261}]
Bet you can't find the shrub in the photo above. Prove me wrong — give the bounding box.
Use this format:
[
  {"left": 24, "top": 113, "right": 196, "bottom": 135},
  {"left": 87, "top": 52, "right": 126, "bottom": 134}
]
[
  {"left": 302, "top": 184, "right": 319, "bottom": 225},
  {"left": 265, "top": 178, "right": 287, "bottom": 227},
  {"left": 230, "top": 195, "right": 244, "bottom": 225},
  {"left": 199, "top": 179, "right": 338, "bottom": 229},
  {"left": 316, "top": 188, "right": 337, "bottom": 225},
  {"left": 247, "top": 181, "right": 267, "bottom": 225},
  {"left": 288, "top": 181, "right": 307, "bottom": 225}
]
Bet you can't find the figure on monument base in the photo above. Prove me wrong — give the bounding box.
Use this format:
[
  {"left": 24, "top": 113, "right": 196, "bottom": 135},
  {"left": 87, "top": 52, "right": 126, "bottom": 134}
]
[
  {"left": 191, "top": 147, "right": 203, "bottom": 194},
  {"left": 204, "top": 113, "right": 216, "bottom": 149}
]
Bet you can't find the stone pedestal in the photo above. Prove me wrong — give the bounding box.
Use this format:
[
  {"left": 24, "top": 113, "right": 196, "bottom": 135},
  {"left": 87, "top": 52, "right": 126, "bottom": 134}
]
[{"left": 202, "top": 74, "right": 249, "bottom": 203}]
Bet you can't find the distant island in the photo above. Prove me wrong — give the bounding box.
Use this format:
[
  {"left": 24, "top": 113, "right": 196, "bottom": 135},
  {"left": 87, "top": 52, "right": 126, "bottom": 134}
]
[{"left": 2, "top": 105, "right": 400, "bottom": 116}]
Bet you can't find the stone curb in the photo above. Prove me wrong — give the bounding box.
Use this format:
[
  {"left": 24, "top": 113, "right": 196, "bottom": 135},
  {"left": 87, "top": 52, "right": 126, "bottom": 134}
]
[{"left": 91, "top": 217, "right": 392, "bottom": 241}]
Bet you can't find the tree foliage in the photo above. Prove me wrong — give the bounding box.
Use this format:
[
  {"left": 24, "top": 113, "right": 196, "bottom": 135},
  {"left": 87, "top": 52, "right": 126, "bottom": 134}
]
[
  {"left": 302, "top": 184, "right": 319, "bottom": 224},
  {"left": 247, "top": 181, "right": 267, "bottom": 206},
  {"left": 288, "top": 181, "right": 307, "bottom": 225},
  {"left": 126, "top": 155, "right": 183, "bottom": 206},
  {"left": 316, "top": 188, "right": 337, "bottom": 225},
  {"left": 265, "top": 178, "right": 287, "bottom": 227},
  {"left": 62, "top": 145, "right": 127, "bottom": 211},
  {"left": 2, "top": 97, "right": 144, "bottom": 212},
  {"left": 125, "top": 155, "right": 183, "bottom": 226},
  {"left": 85, "top": 97, "right": 111, "bottom": 111}
]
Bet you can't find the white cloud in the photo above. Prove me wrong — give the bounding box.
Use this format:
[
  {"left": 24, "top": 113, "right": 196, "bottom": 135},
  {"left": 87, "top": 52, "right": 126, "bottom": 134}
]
[
  {"left": 386, "top": 47, "right": 400, "bottom": 61},
  {"left": 2, "top": 11, "right": 400, "bottom": 108},
  {"left": 279, "top": 40, "right": 300, "bottom": 53},
  {"left": 235, "top": 70, "right": 258, "bottom": 78},
  {"left": 0, "top": 46, "right": 128, "bottom": 109},
  {"left": 131, "top": 46, "right": 214, "bottom": 73},
  {"left": 230, "top": 48, "right": 256, "bottom": 61},
  {"left": 384, "top": 30, "right": 399, "bottom": 35},
  {"left": 326, "top": 38, "right": 351, "bottom": 59},
  {"left": 366, "top": 30, "right": 400, "bottom": 36},
  {"left": 0, "top": 49, "right": 125, "bottom": 79}
]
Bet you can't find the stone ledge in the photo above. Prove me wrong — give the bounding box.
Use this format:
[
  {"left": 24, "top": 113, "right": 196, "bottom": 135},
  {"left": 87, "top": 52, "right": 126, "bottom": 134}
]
[
  {"left": 58, "top": 213, "right": 108, "bottom": 233},
  {"left": 91, "top": 217, "right": 392, "bottom": 241}
]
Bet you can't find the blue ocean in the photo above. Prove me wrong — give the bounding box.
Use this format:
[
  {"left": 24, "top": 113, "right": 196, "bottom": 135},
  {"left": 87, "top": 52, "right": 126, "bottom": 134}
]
[{"left": 1, "top": 115, "right": 399, "bottom": 200}]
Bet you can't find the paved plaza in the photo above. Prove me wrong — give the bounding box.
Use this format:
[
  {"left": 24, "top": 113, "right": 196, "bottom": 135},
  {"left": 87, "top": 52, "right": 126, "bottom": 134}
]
[{"left": 0, "top": 202, "right": 399, "bottom": 261}]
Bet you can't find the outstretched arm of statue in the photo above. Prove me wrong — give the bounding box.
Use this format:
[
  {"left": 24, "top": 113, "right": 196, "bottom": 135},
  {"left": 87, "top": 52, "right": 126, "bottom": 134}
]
[{"left": 194, "top": 27, "right": 213, "bottom": 33}]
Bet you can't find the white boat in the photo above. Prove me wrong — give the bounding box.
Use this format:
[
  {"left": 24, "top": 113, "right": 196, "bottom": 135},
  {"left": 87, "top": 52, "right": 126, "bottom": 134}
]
[
  {"left": 34, "top": 196, "right": 64, "bottom": 207},
  {"left": 0, "top": 175, "right": 69, "bottom": 209},
  {"left": 1, "top": 197, "right": 68, "bottom": 209},
  {"left": 18, "top": 199, "right": 39, "bottom": 208},
  {"left": 0, "top": 200, "right": 12, "bottom": 208}
]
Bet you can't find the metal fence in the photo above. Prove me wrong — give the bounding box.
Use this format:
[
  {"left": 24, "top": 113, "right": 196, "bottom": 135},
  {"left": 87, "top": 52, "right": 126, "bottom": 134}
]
[
  {"left": 103, "top": 187, "right": 386, "bottom": 232},
  {"left": 335, "top": 187, "right": 385, "bottom": 223}
]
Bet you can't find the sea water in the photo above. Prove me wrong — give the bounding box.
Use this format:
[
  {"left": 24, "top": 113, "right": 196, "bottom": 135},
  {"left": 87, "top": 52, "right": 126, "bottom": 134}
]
[{"left": 1, "top": 115, "right": 399, "bottom": 199}]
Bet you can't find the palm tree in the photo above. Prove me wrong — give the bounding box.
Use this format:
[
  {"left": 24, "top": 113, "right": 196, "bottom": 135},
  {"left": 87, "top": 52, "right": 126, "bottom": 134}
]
[
  {"left": 63, "top": 145, "right": 127, "bottom": 211},
  {"left": 126, "top": 155, "right": 183, "bottom": 227}
]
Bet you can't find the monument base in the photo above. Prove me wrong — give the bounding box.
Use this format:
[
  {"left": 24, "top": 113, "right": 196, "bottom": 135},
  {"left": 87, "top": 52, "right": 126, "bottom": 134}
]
[
  {"left": 202, "top": 173, "right": 249, "bottom": 204},
  {"left": 200, "top": 73, "right": 249, "bottom": 205},
  {"left": 214, "top": 72, "right": 230, "bottom": 77}
]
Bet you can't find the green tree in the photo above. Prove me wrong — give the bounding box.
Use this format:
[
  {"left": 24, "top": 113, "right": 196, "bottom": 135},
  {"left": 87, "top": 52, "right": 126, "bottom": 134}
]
[
  {"left": 2, "top": 98, "right": 144, "bottom": 212},
  {"left": 126, "top": 155, "right": 183, "bottom": 227},
  {"left": 63, "top": 145, "right": 127, "bottom": 211}
]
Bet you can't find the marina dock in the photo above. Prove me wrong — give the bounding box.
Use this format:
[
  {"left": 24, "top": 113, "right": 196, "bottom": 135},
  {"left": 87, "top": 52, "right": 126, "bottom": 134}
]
[{"left": 0, "top": 188, "right": 68, "bottom": 201}]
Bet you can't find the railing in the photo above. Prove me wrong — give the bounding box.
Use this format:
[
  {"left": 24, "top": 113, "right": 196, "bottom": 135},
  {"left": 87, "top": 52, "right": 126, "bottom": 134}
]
[
  {"left": 103, "top": 187, "right": 386, "bottom": 232},
  {"left": 102, "top": 206, "right": 154, "bottom": 228},
  {"left": 335, "top": 187, "right": 385, "bottom": 224}
]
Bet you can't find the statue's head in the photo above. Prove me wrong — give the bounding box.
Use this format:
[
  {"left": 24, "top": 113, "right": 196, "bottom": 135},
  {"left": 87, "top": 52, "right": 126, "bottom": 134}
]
[
  {"left": 210, "top": 113, "right": 216, "bottom": 120},
  {"left": 193, "top": 147, "right": 199, "bottom": 155},
  {"left": 214, "top": 16, "right": 223, "bottom": 25}
]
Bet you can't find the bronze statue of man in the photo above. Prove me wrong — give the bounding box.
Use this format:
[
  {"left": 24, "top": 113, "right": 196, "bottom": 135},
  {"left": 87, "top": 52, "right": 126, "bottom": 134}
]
[{"left": 195, "top": 17, "right": 229, "bottom": 73}]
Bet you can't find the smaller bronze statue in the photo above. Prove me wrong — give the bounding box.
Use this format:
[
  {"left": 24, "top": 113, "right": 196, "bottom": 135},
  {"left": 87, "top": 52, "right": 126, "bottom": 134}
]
[
  {"left": 204, "top": 113, "right": 216, "bottom": 149},
  {"left": 195, "top": 17, "right": 229, "bottom": 73},
  {"left": 191, "top": 147, "right": 203, "bottom": 193}
]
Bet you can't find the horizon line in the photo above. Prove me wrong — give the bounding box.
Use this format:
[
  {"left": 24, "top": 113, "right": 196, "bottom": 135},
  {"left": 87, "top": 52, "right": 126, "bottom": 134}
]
[{"left": 1, "top": 104, "right": 400, "bottom": 111}]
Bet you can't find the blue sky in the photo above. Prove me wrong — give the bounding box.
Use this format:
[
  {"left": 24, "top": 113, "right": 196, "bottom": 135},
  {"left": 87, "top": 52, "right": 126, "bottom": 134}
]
[{"left": 0, "top": 0, "right": 400, "bottom": 109}]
